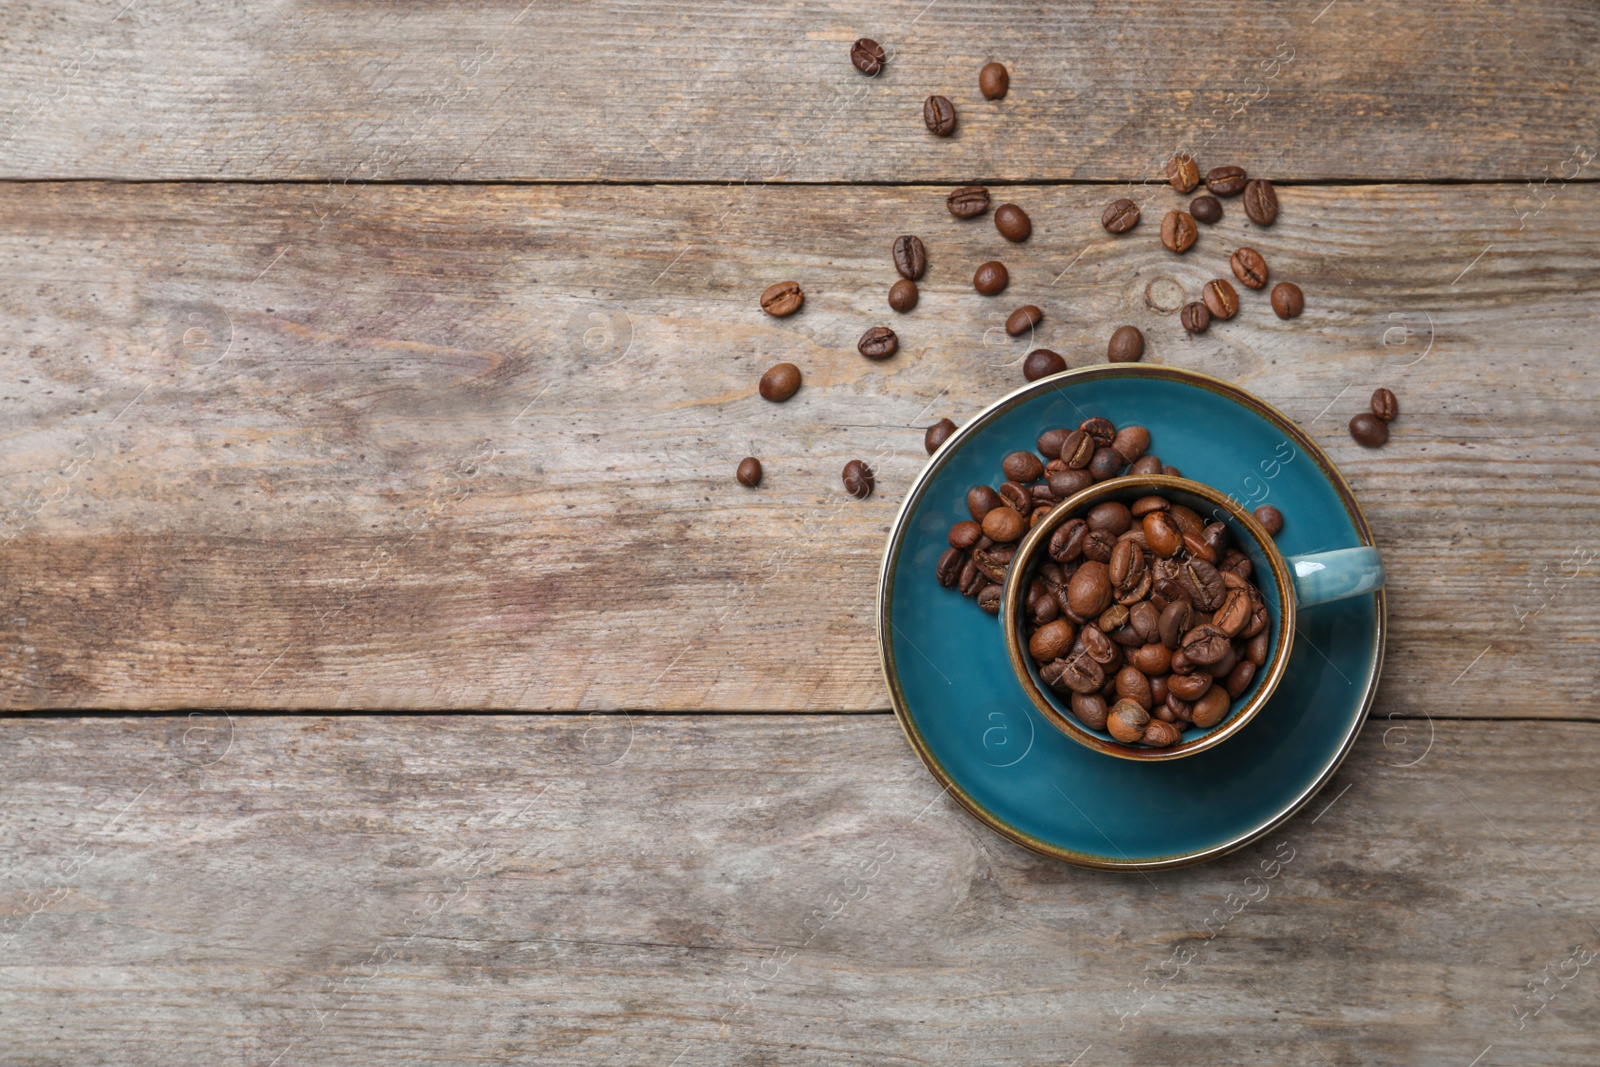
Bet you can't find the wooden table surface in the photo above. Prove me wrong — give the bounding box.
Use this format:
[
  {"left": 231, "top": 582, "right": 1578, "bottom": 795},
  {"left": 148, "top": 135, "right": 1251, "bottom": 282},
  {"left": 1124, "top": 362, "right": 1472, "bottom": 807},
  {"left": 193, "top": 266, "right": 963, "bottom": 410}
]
[{"left": 2, "top": 2, "right": 1597, "bottom": 1063}]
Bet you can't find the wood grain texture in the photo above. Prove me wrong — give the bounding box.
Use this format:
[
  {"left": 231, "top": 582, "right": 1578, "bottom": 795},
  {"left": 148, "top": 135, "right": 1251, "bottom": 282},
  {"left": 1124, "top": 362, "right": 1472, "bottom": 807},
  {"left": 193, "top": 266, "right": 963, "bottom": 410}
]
[
  {"left": 0, "top": 714, "right": 1596, "bottom": 1065},
  {"left": 1, "top": 0, "right": 1597, "bottom": 181},
  {"left": 2, "top": 181, "right": 1597, "bottom": 711}
]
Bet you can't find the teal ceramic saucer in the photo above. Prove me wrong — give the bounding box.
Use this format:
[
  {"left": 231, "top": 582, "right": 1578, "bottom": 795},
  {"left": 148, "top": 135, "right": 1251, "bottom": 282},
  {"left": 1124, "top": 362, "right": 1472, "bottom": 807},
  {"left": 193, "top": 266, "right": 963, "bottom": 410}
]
[{"left": 877, "top": 365, "right": 1386, "bottom": 870}]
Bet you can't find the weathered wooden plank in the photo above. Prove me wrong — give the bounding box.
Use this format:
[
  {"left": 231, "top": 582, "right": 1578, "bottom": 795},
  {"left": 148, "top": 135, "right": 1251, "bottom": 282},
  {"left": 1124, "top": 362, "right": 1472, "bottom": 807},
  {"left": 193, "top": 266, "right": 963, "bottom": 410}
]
[
  {"left": 1, "top": 0, "right": 1597, "bottom": 181},
  {"left": 0, "top": 715, "right": 1595, "bottom": 1065},
  {"left": 0, "top": 181, "right": 1596, "bottom": 711}
]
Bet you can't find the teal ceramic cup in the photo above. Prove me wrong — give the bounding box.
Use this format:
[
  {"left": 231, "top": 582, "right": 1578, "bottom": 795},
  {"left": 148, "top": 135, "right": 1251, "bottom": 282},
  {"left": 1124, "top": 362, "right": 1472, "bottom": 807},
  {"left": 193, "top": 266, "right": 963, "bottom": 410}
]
[{"left": 1001, "top": 473, "right": 1385, "bottom": 761}]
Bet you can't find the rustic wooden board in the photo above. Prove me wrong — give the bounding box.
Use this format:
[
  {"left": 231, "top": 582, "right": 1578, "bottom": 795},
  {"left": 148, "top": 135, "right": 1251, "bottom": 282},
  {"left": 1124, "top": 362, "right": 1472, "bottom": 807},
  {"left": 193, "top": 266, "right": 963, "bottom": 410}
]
[
  {"left": 1, "top": 0, "right": 1597, "bottom": 181},
  {"left": 0, "top": 714, "right": 1596, "bottom": 1065},
  {"left": 1, "top": 181, "right": 1596, "bottom": 711}
]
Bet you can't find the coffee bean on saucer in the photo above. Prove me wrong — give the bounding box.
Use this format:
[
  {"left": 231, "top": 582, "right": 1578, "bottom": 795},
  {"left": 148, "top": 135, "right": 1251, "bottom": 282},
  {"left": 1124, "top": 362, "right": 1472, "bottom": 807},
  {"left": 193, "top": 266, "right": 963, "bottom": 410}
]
[
  {"left": 858, "top": 326, "right": 899, "bottom": 359},
  {"left": 1202, "top": 278, "right": 1239, "bottom": 320},
  {"left": 1166, "top": 154, "right": 1200, "bottom": 194},
  {"left": 936, "top": 547, "right": 963, "bottom": 587},
  {"left": 995, "top": 203, "right": 1032, "bottom": 242},
  {"left": 1113, "top": 425, "right": 1150, "bottom": 463},
  {"left": 1088, "top": 447, "right": 1124, "bottom": 481},
  {"left": 1107, "top": 325, "right": 1145, "bottom": 363},
  {"left": 1253, "top": 504, "right": 1283, "bottom": 536},
  {"left": 1006, "top": 305, "right": 1043, "bottom": 336},
  {"left": 888, "top": 278, "right": 918, "bottom": 313},
  {"left": 1349, "top": 412, "right": 1389, "bottom": 448},
  {"left": 1206, "top": 165, "right": 1248, "bottom": 196},
  {"left": 948, "top": 185, "right": 990, "bottom": 218},
  {"left": 758, "top": 362, "right": 801, "bottom": 402},
  {"left": 974, "top": 261, "right": 1009, "bottom": 295},
  {"left": 924, "top": 95, "right": 957, "bottom": 136},
  {"left": 850, "top": 38, "right": 886, "bottom": 75},
  {"left": 736, "top": 457, "right": 762, "bottom": 487},
  {"left": 1024, "top": 348, "right": 1066, "bottom": 380},
  {"left": 1243, "top": 179, "right": 1279, "bottom": 225},
  {"left": 1190, "top": 195, "right": 1223, "bottom": 224},
  {"left": 1271, "top": 281, "right": 1304, "bottom": 319},
  {"left": 1162, "top": 464, "right": 1182, "bottom": 477},
  {"left": 979, "top": 61, "right": 1010, "bottom": 99},
  {"left": 925, "top": 418, "right": 957, "bottom": 454},
  {"left": 1371, "top": 388, "right": 1399, "bottom": 421},
  {"left": 1230, "top": 247, "right": 1269, "bottom": 290},
  {"left": 982, "top": 505, "right": 1027, "bottom": 543},
  {"left": 1102, "top": 199, "right": 1141, "bottom": 233},
  {"left": 977, "top": 584, "right": 1004, "bottom": 614},
  {"left": 843, "top": 459, "right": 876, "bottom": 498},
  {"left": 760, "top": 281, "right": 804, "bottom": 317},
  {"left": 1180, "top": 302, "right": 1211, "bottom": 333},
  {"left": 1161, "top": 210, "right": 1197, "bottom": 253},
  {"left": 892, "top": 235, "right": 927, "bottom": 280},
  {"left": 1002, "top": 450, "right": 1045, "bottom": 483}
]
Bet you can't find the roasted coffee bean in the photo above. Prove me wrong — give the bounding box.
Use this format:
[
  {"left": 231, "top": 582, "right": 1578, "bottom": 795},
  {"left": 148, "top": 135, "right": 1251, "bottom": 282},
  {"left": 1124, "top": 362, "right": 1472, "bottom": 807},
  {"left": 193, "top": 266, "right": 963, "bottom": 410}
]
[
  {"left": 1129, "top": 455, "right": 1163, "bottom": 476},
  {"left": 998, "top": 480, "right": 1030, "bottom": 513},
  {"left": 1253, "top": 504, "right": 1283, "bottom": 536},
  {"left": 1161, "top": 210, "right": 1198, "bottom": 253},
  {"left": 1081, "top": 624, "right": 1117, "bottom": 663},
  {"left": 1158, "top": 599, "right": 1193, "bottom": 649},
  {"left": 1079, "top": 417, "right": 1116, "bottom": 448},
  {"left": 1029, "top": 481, "right": 1056, "bottom": 506},
  {"left": 889, "top": 278, "right": 919, "bottom": 313},
  {"left": 981, "top": 505, "right": 1026, "bottom": 543},
  {"left": 1169, "top": 648, "right": 1195, "bottom": 675},
  {"left": 1031, "top": 590, "right": 1060, "bottom": 626},
  {"left": 973, "top": 543, "right": 1014, "bottom": 582},
  {"left": 948, "top": 520, "right": 982, "bottom": 549},
  {"left": 1166, "top": 691, "right": 1194, "bottom": 723},
  {"left": 1002, "top": 450, "right": 1045, "bottom": 483},
  {"left": 1180, "top": 302, "right": 1212, "bottom": 333},
  {"left": 736, "top": 456, "right": 763, "bottom": 487},
  {"left": 1202, "top": 520, "right": 1229, "bottom": 556},
  {"left": 977, "top": 584, "right": 1003, "bottom": 614},
  {"left": 1162, "top": 464, "right": 1182, "bottom": 477},
  {"left": 1109, "top": 538, "right": 1144, "bottom": 587},
  {"left": 1243, "top": 590, "right": 1269, "bottom": 639},
  {"left": 1023, "top": 348, "right": 1066, "bottom": 381},
  {"left": 1202, "top": 278, "right": 1239, "bottom": 320},
  {"left": 994, "top": 203, "right": 1032, "bottom": 242},
  {"left": 979, "top": 61, "right": 1010, "bottom": 99},
  {"left": 1168, "top": 504, "right": 1205, "bottom": 538},
  {"left": 1088, "top": 448, "right": 1123, "bottom": 481},
  {"left": 936, "top": 547, "right": 963, "bottom": 587},
  {"left": 842, "top": 459, "right": 875, "bottom": 499},
  {"left": 1049, "top": 518, "right": 1088, "bottom": 562},
  {"left": 1030, "top": 618, "right": 1075, "bottom": 662},
  {"left": 1180, "top": 624, "right": 1231, "bottom": 665},
  {"left": 923, "top": 94, "right": 957, "bottom": 136},
  {"left": 1349, "top": 412, "right": 1389, "bottom": 447},
  {"left": 1130, "top": 642, "right": 1171, "bottom": 676},
  {"left": 760, "top": 280, "right": 804, "bottom": 317},
  {"left": 1189, "top": 195, "right": 1223, "bottom": 225},
  {"left": 1245, "top": 629, "right": 1269, "bottom": 667},
  {"left": 1113, "top": 425, "right": 1151, "bottom": 464},
  {"left": 1180, "top": 558, "right": 1226, "bottom": 610},
  {"left": 1142, "top": 719, "right": 1182, "bottom": 747},
  {"left": 892, "top": 235, "right": 927, "bottom": 280},
  {"left": 1143, "top": 511, "right": 1183, "bottom": 557},
  {"left": 958, "top": 556, "right": 984, "bottom": 596},
  {"left": 1098, "top": 603, "right": 1130, "bottom": 633},
  {"left": 1107, "top": 325, "right": 1145, "bottom": 363},
  {"left": 947, "top": 185, "right": 990, "bottom": 219},
  {"left": 1006, "top": 304, "right": 1043, "bottom": 335},
  {"left": 1102, "top": 198, "right": 1141, "bottom": 233},
  {"left": 1130, "top": 495, "right": 1168, "bottom": 518},
  {"left": 1070, "top": 692, "right": 1110, "bottom": 731},
  {"left": 1108, "top": 700, "right": 1151, "bottom": 743},
  {"left": 1230, "top": 247, "right": 1269, "bottom": 290},
  {"left": 1080, "top": 528, "right": 1116, "bottom": 565},
  {"left": 1242, "top": 179, "right": 1279, "bottom": 225},
  {"left": 1116, "top": 665, "right": 1154, "bottom": 710},
  {"left": 1181, "top": 531, "right": 1216, "bottom": 564},
  {"left": 1169, "top": 671, "right": 1211, "bottom": 702},
  {"left": 960, "top": 486, "right": 998, "bottom": 518},
  {"left": 1166, "top": 154, "right": 1200, "bottom": 194},
  {"left": 1152, "top": 574, "right": 1189, "bottom": 611},
  {"left": 759, "top": 362, "right": 802, "bottom": 402},
  {"left": 1068, "top": 560, "right": 1113, "bottom": 617},
  {"left": 1060, "top": 429, "right": 1094, "bottom": 469},
  {"left": 1191, "top": 684, "right": 1230, "bottom": 728},
  {"left": 850, "top": 38, "right": 886, "bottom": 75},
  {"left": 1222, "top": 548, "right": 1254, "bottom": 577},
  {"left": 857, "top": 325, "right": 899, "bottom": 360},
  {"left": 1214, "top": 587, "right": 1252, "bottom": 636},
  {"left": 1372, "top": 387, "right": 1399, "bottom": 422},
  {"left": 973, "top": 260, "right": 1009, "bottom": 295},
  {"left": 1087, "top": 501, "right": 1133, "bottom": 535},
  {"left": 1059, "top": 652, "right": 1107, "bottom": 695},
  {"left": 1206, "top": 165, "right": 1248, "bottom": 196},
  {"left": 1225, "top": 660, "right": 1257, "bottom": 699},
  {"left": 1049, "top": 468, "right": 1095, "bottom": 498},
  {"left": 1037, "top": 429, "right": 1071, "bottom": 460},
  {"left": 1270, "top": 281, "right": 1304, "bottom": 319}
]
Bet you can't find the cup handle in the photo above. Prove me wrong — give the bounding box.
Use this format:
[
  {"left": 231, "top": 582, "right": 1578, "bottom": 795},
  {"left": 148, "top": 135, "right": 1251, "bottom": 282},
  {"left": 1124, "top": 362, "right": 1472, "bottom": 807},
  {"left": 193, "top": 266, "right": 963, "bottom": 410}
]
[{"left": 1286, "top": 546, "right": 1385, "bottom": 608}]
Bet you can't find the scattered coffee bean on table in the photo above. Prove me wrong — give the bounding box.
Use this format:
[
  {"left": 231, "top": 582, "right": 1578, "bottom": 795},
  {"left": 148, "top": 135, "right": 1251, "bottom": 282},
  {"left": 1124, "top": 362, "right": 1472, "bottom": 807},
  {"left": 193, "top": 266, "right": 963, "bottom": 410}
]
[
  {"left": 1167, "top": 154, "right": 1200, "bottom": 194},
  {"left": 974, "top": 261, "right": 1009, "bottom": 295},
  {"left": 850, "top": 38, "right": 886, "bottom": 75},
  {"left": 1349, "top": 412, "right": 1389, "bottom": 448},
  {"left": 1107, "top": 325, "right": 1145, "bottom": 363},
  {"left": 948, "top": 185, "right": 990, "bottom": 218},
  {"left": 979, "top": 62, "right": 1010, "bottom": 99},
  {"left": 1243, "top": 179, "right": 1279, "bottom": 225},
  {"left": 736, "top": 457, "right": 763, "bottom": 487},
  {"left": 1024, "top": 348, "right": 1066, "bottom": 381},
  {"left": 888, "top": 278, "right": 918, "bottom": 313},
  {"left": 759, "top": 362, "right": 801, "bottom": 402},
  {"left": 1371, "top": 388, "right": 1399, "bottom": 422},
  {"left": 923, "top": 95, "right": 957, "bottom": 136},
  {"left": 1006, "top": 305, "right": 1043, "bottom": 336},
  {"left": 1206, "top": 165, "right": 1248, "bottom": 196},
  {"left": 1202, "top": 278, "right": 1239, "bottom": 320},
  {"left": 1270, "top": 281, "right": 1304, "bottom": 319},
  {"left": 892, "top": 235, "right": 927, "bottom": 280},
  {"left": 858, "top": 325, "right": 899, "bottom": 360},
  {"left": 1180, "top": 302, "right": 1211, "bottom": 334},
  {"left": 1230, "top": 247, "right": 1269, "bottom": 290},
  {"left": 1102, "top": 199, "right": 1141, "bottom": 233},
  {"left": 995, "top": 203, "right": 1032, "bottom": 242},
  {"left": 1253, "top": 504, "right": 1283, "bottom": 536},
  {"left": 1190, "top": 195, "right": 1223, "bottom": 225},
  {"left": 843, "top": 460, "right": 876, "bottom": 498},
  {"left": 760, "top": 281, "right": 804, "bottom": 317},
  {"left": 925, "top": 418, "right": 957, "bottom": 454},
  {"left": 1161, "top": 210, "right": 1197, "bottom": 254}
]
